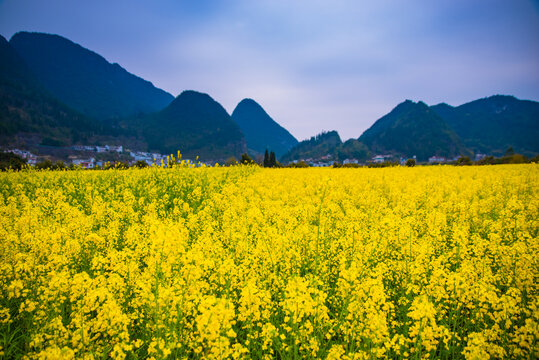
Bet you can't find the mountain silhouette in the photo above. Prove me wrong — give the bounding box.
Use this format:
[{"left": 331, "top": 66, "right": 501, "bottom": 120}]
[
  {"left": 231, "top": 98, "right": 297, "bottom": 158},
  {"left": 129, "top": 90, "right": 246, "bottom": 160},
  {"left": 10, "top": 32, "right": 174, "bottom": 121},
  {"left": 431, "top": 95, "right": 539, "bottom": 156},
  {"left": 358, "top": 100, "right": 468, "bottom": 161},
  {"left": 2, "top": 30, "right": 537, "bottom": 162},
  {"left": 0, "top": 34, "right": 107, "bottom": 147}
]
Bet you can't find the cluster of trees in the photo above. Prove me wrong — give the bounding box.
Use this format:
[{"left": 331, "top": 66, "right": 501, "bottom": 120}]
[
  {"left": 225, "top": 153, "right": 255, "bottom": 166},
  {"left": 0, "top": 152, "right": 26, "bottom": 170},
  {"left": 32, "top": 159, "right": 132, "bottom": 170},
  {"left": 405, "top": 159, "right": 416, "bottom": 167},
  {"left": 286, "top": 160, "right": 309, "bottom": 168},
  {"left": 0, "top": 155, "right": 78, "bottom": 171},
  {"left": 455, "top": 154, "right": 538, "bottom": 166},
  {"left": 452, "top": 148, "right": 538, "bottom": 166},
  {"left": 366, "top": 161, "right": 401, "bottom": 168},
  {"left": 4, "top": 146, "right": 538, "bottom": 171},
  {"left": 333, "top": 162, "right": 361, "bottom": 168},
  {"left": 225, "top": 150, "right": 280, "bottom": 167},
  {"left": 263, "top": 150, "right": 278, "bottom": 167},
  {"left": 0, "top": 152, "right": 139, "bottom": 171},
  {"left": 333, "top": 160, "right": 406, "bottom": 168}
]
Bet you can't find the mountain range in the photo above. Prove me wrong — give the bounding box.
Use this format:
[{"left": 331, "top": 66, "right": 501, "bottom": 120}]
[
  {"left": 283, "top": 96, "right": 538, "bottom": 163},
  {"left": 1, "top": 31, "right": 538, "bottom": 162}
]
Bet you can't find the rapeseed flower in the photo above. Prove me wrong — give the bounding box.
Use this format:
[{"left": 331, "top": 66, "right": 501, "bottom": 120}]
[{"left": 0, "top": 164, "right": 536, "bottom": 358}]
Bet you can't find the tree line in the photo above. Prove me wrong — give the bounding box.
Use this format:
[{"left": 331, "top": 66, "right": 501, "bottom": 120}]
[{"left": 3, "top": 146, "right": 538, "bottom": 171}]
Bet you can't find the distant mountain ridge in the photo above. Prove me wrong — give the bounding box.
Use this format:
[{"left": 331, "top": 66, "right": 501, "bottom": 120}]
[
  {"left": 283, "top": 96, "right": 538, "bottom": 163},
  {"left": 231, "top": 98, "right": 297, "bottom": 158},
  {"left": 431, "top": 95, "right": 539, "bottom": 156},
  {"left": 1, "top": 31, "right": 537, "bottom": 163},
  {"left": 10, "top": 32, "right": 174, "bottom": 120},
  {"left": 0, "top": 32, "right": 247, "bottom": 160}
]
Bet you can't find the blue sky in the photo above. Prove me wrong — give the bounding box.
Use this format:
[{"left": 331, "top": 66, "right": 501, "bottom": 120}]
[{"left": 1, "top": 0, "right": 538, "bottom": 141}]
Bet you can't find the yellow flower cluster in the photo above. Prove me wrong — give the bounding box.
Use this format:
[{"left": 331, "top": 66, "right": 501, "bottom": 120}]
[{"left": 0, "top": 164, "right": 537, "bottom": 359}]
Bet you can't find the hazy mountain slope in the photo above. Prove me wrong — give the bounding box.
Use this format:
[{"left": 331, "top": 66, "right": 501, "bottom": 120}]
[
  {"left": 359, "top": 100, "right": 467, "bottom": 161},
  {"left": 10, "top": 32, "right": 174, "bottom": 121},
  {"left": 231, "top": 98, "right": 297, "bottom": 158},
  {"left": 431, "top": 95, "right": 539, "bottom": 156}
]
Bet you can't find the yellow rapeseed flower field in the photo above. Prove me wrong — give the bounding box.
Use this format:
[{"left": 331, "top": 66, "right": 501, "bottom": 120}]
[{"left": 0, "top": 164, "right": 537, "bottom": 359}]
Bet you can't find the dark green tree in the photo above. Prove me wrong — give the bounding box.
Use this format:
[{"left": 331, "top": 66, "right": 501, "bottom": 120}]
[
  {"left": 240, "top": 153, "right": 253, "bottom": 164},
  {"left": 269, "top": 151, "right": 276, "bottom": 167},
  {"left": 263, "top": 149, "right": 269, "bottom": 167},
  {"left": 504, "top": 146, "right": 515, "bottom": 156},
  {"left": 225, "top": 157, "right": 238, "bottom": 166},
  {"left": 0, "top": 152, "right": 26, "bottom": 171},
  {"left": 405, "top": 158, "right": 416, "bottom": 167},
  {"left": 506, "top": 154, "right": 527, "bottom": 164},
  {"left": 115, "top": 161, "right": 130, "bottom": 170},
  {"left": 35, "top": 159, "right": 53, "bottom": 170},
  {"left": 456, "top": 156, "right": 472, "bottom": 166},
  {"left": 134, "top": 160, "right": 149, "bottom": 168},
  {"left": 287, "top": 160, "right": 309, "bottom": 168},
  {"left": 53, "top": 160, "right": 66, "bottom": 170}
]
